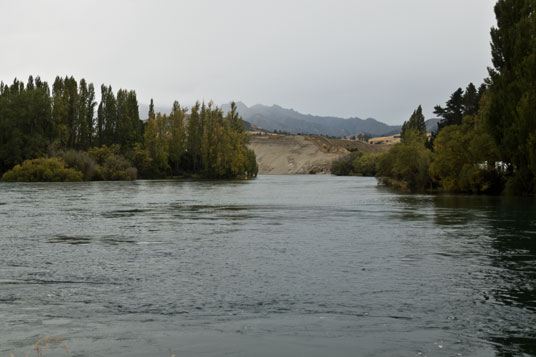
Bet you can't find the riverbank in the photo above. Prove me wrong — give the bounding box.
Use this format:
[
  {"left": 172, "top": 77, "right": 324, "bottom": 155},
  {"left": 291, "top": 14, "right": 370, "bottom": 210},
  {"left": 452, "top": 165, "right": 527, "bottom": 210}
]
[{"left": 248, "top": 134, "right": 390, "bottom": 174}]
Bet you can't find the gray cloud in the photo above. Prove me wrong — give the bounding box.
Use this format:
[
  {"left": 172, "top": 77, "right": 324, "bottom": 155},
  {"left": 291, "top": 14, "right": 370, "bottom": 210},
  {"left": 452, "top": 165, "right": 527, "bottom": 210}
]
[{"left": 0, "top": 0, "right": 497, "bottom": 124}]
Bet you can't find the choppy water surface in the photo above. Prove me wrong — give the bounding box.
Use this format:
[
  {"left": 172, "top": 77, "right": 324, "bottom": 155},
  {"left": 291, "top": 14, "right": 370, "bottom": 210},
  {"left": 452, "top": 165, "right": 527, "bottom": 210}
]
[{"left": 1, "top": 176, "right": 535, "bottom": 356}]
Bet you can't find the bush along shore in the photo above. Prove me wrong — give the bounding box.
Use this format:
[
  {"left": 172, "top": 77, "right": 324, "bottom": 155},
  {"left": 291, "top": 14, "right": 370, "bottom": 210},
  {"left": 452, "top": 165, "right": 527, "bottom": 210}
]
[
  {"left": 0, "top": 76, "right": 257, "bottom": 182},
  {"left": 333, "top": 1, "right": 536, "bottom": 196},
  {"left": 332, "top": 90, "right": 524, "bottom": 195}
]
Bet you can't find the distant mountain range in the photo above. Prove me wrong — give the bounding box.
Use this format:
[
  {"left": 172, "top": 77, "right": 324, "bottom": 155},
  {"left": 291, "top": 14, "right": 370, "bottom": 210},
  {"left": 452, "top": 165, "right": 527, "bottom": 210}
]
[
  {"left": 221, "top": 102, "right": 439, "bottom": 137},
  {"left": 139, "top": 101, "right": 439, "bottom": 137}
]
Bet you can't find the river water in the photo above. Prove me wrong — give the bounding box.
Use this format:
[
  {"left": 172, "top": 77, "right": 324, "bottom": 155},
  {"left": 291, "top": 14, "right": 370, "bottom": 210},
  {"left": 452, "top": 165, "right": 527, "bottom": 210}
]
[{"left": 0, "top": 176, "right": 535, "bottom": 356}]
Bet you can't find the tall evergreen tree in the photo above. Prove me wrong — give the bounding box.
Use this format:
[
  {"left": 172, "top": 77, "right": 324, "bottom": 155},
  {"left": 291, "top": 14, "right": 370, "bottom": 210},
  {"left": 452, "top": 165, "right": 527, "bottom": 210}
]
[
  {"left": 434, "top": 88, "right": 464, "bottom": 131},
  {"left": 64, "top": 76, "right": 79, "bottom": 148},
  {"left": 168, "top": 101, "right": 186, "bottom": 175},
  {"left": 116, "top": 89, "right": 130, "bottom": 149},
  {"left": 227, "top": 102, "right": 248, "bottom": 175},
  {"left": 127, "top": 91, "right": 141, "bottom": 147},
  {"left": 97, "top": 85, "right": 117, "bottom": 146},
  {"left": 0, "top": 74, "right": 257, "bottom": 180},
  {"left": 433, "top": 83, "right": 486, "bottom": 136},
  {"left": 27, "top": 75, "right": 35, "bottom": 90},
  {"left": 77, "top": 79, "right": 96, "bottom": 150},
  {"left": 462, "top": 83, "right": 479, "bottom": 117},
  {"left": 187, "top": 102, "right": 202, "bottom": 172},
  {"left": 0, "top": 77, "right": 53, "bottom": 173},
  {"left": 401, "top": 105, "right": 426, "bottom": 141},
  {"left": 484, "top": 0, "right": 536, "bottom": 193},
  {"left": 86, "top": 83, "right": 96, "bottom": 146},
  {"left": 148, "top": 98, "right": 155, "bottom": 119},
  {"left": 144, "top": 112, "right": 169, "bottom": 177},
  {"left": 52, "top": 76, "right": 69, "bottom": 147}
]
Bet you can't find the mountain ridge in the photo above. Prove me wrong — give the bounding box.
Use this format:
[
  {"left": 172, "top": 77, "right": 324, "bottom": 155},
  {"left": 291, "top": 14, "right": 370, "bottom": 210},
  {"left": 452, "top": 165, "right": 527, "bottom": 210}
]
[
  {"left": 139, "top": 101, "right": 439, "bottom": 137},
  {"left": 221, "top": 102, "right": 438, "bottom": 137}
]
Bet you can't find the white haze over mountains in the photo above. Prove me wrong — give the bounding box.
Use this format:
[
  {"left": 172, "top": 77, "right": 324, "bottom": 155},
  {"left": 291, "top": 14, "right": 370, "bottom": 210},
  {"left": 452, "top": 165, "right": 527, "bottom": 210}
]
[{"left": 1, "top": 0, "right": 496, "bottom": 124}]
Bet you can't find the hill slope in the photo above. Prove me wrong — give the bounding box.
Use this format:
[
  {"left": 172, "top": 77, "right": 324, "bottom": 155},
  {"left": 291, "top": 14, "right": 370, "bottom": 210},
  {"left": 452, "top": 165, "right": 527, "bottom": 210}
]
[
  {"left": 139, "top": 101, "right": 439, "bottom": 137},
  {"left": 223, "top": 102, "right": 438, "bottom": 137},
  {"left": 248, "top": 135, "right": 390, "bottom": 174}
]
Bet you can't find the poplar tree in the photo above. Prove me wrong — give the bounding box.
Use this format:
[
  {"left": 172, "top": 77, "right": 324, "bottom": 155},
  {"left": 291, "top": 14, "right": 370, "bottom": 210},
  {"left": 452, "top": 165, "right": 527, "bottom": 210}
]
[
  {"left": 0, "top": 77, "right": 53, "bottom": 173},
  {"left": 77, "top": 79, "right": 96, "bottom": 150},
  {"left": 86, "top": 83, "right": 96, "bottom": 146},
  {"left": 148, "top": 98, "right": 155, "bottom": 119},
  {"left": 97, "top": 85, "right": 117, "bottom": 146},
  {"left": 52, "top": 77, "right": 69, "bottom": 147},
  {"left": 144, "top": 112, "right": 169, "bottom": 177},
  {"left": 187, "top": 102, "right": 202, "bottom": 172},
  {"left": 168, "top": 101, "right": 186, "bottom": 175},
  {"left": 116, "top": 89, "right": 134, "bottom": 149},
  {"left": 401, "top": 105, "right": 426, "bottom": 141},
  {"left": 96, "top": 85, "right": 106, "bottom": 145},
  {"left": 64, "top": 76, "right": 79, "bottom": 148},
  {"left": 0, "top": 74, "right": 257, "bottom": 180},
  {"left": 227, "top": 102, "right": 247, "bottom": 175}
]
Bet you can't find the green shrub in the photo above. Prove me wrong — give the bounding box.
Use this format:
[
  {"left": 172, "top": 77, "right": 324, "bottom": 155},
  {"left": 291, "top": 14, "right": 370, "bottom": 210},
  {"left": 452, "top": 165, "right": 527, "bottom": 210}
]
[
  {"left": 331, "top": 152, "right": 361, "bottom": 176},
  {"left": 57, "top": 150, "right": 98, "bottom": 180},
  {"left": 125, "top": 143, "right": 153, "bottom": 179},
  {"left": 353, "top": 153, "right": 381, "bottom": 176},
  {"left": 458, "top": 164, "right": 504, "bottom": 194},
  {"left": 504, "top": 167, "right": 536, "bottom": 196},
  {"left": 88, "top": 144, "right": 121, "bottom": 165},
  {"left": 99, "top": 154, "right": 137, "bottom": 181},
  {"left": 429, "top": 116, "right": 503, "bottom": 193},
  {"left": 377, "top": 138, "right": 433, "bottom": 192},
  {"left": 88, "top": 145, "right": 137, "bottom": 181},
  {"left": 2, "top": 158, "right": 83, "bottom": 182},
  {"left": 245, "top": 149, "right": 258, "bottom": 178}
]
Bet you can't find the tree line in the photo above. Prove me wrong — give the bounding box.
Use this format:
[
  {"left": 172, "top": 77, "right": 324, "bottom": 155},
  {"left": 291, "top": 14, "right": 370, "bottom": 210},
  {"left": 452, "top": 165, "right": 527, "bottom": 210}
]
[
  {"left": 0, "top": 76, "right": 257, "bottom": 181},
  {"left": 333, "top": 0, "right": 536, "bottom": 195}
]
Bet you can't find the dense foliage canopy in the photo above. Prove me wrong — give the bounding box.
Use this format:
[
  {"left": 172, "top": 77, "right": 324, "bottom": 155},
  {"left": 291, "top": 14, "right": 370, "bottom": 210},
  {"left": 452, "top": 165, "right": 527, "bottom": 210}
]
[
  {"left": 0, "top": 76, "right": 257, "bottom": 181},
  {"left": 483, "top": 0, "right": 536, "bottom": 194},
  {"left": 334, "top": 0, "right": 536, "bottom": 195},
  {"left": 2, "top": 158, "right": 83, "bottom": 182}
]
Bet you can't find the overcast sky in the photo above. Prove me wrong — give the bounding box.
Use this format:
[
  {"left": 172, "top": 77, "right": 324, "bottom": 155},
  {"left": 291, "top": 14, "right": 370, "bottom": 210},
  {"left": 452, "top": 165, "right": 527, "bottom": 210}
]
[{"left": 1, "top": 0, "right": 497, "bottom": 124}]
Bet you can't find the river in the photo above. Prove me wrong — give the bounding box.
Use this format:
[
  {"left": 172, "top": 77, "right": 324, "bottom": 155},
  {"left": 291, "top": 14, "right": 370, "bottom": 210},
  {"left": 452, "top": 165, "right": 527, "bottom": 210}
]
[{"left": 1, "top": 176, "right": 535, "bottom": 356}]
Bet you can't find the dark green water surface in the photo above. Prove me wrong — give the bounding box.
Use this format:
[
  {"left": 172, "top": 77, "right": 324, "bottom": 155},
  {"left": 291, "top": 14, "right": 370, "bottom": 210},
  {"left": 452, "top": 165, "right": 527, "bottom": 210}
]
[{"left": 1, "top": 176, "right": 535, "bottom": 356}]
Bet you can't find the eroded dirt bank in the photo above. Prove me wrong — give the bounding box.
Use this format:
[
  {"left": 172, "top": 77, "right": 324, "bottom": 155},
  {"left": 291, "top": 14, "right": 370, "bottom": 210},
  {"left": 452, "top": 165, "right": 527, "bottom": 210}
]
[{"left": 248, "top": 135, "right": 390, "bottom": 174}]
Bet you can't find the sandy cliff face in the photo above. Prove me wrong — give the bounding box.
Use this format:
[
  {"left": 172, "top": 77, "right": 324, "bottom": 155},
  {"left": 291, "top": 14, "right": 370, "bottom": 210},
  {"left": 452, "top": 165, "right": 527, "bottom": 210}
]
[
  {"left": 249, "top": 135, "right": 392, "bottom": 175},
  {"left": 249, "top": 135, "right": 342, "bottom": 174}
]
